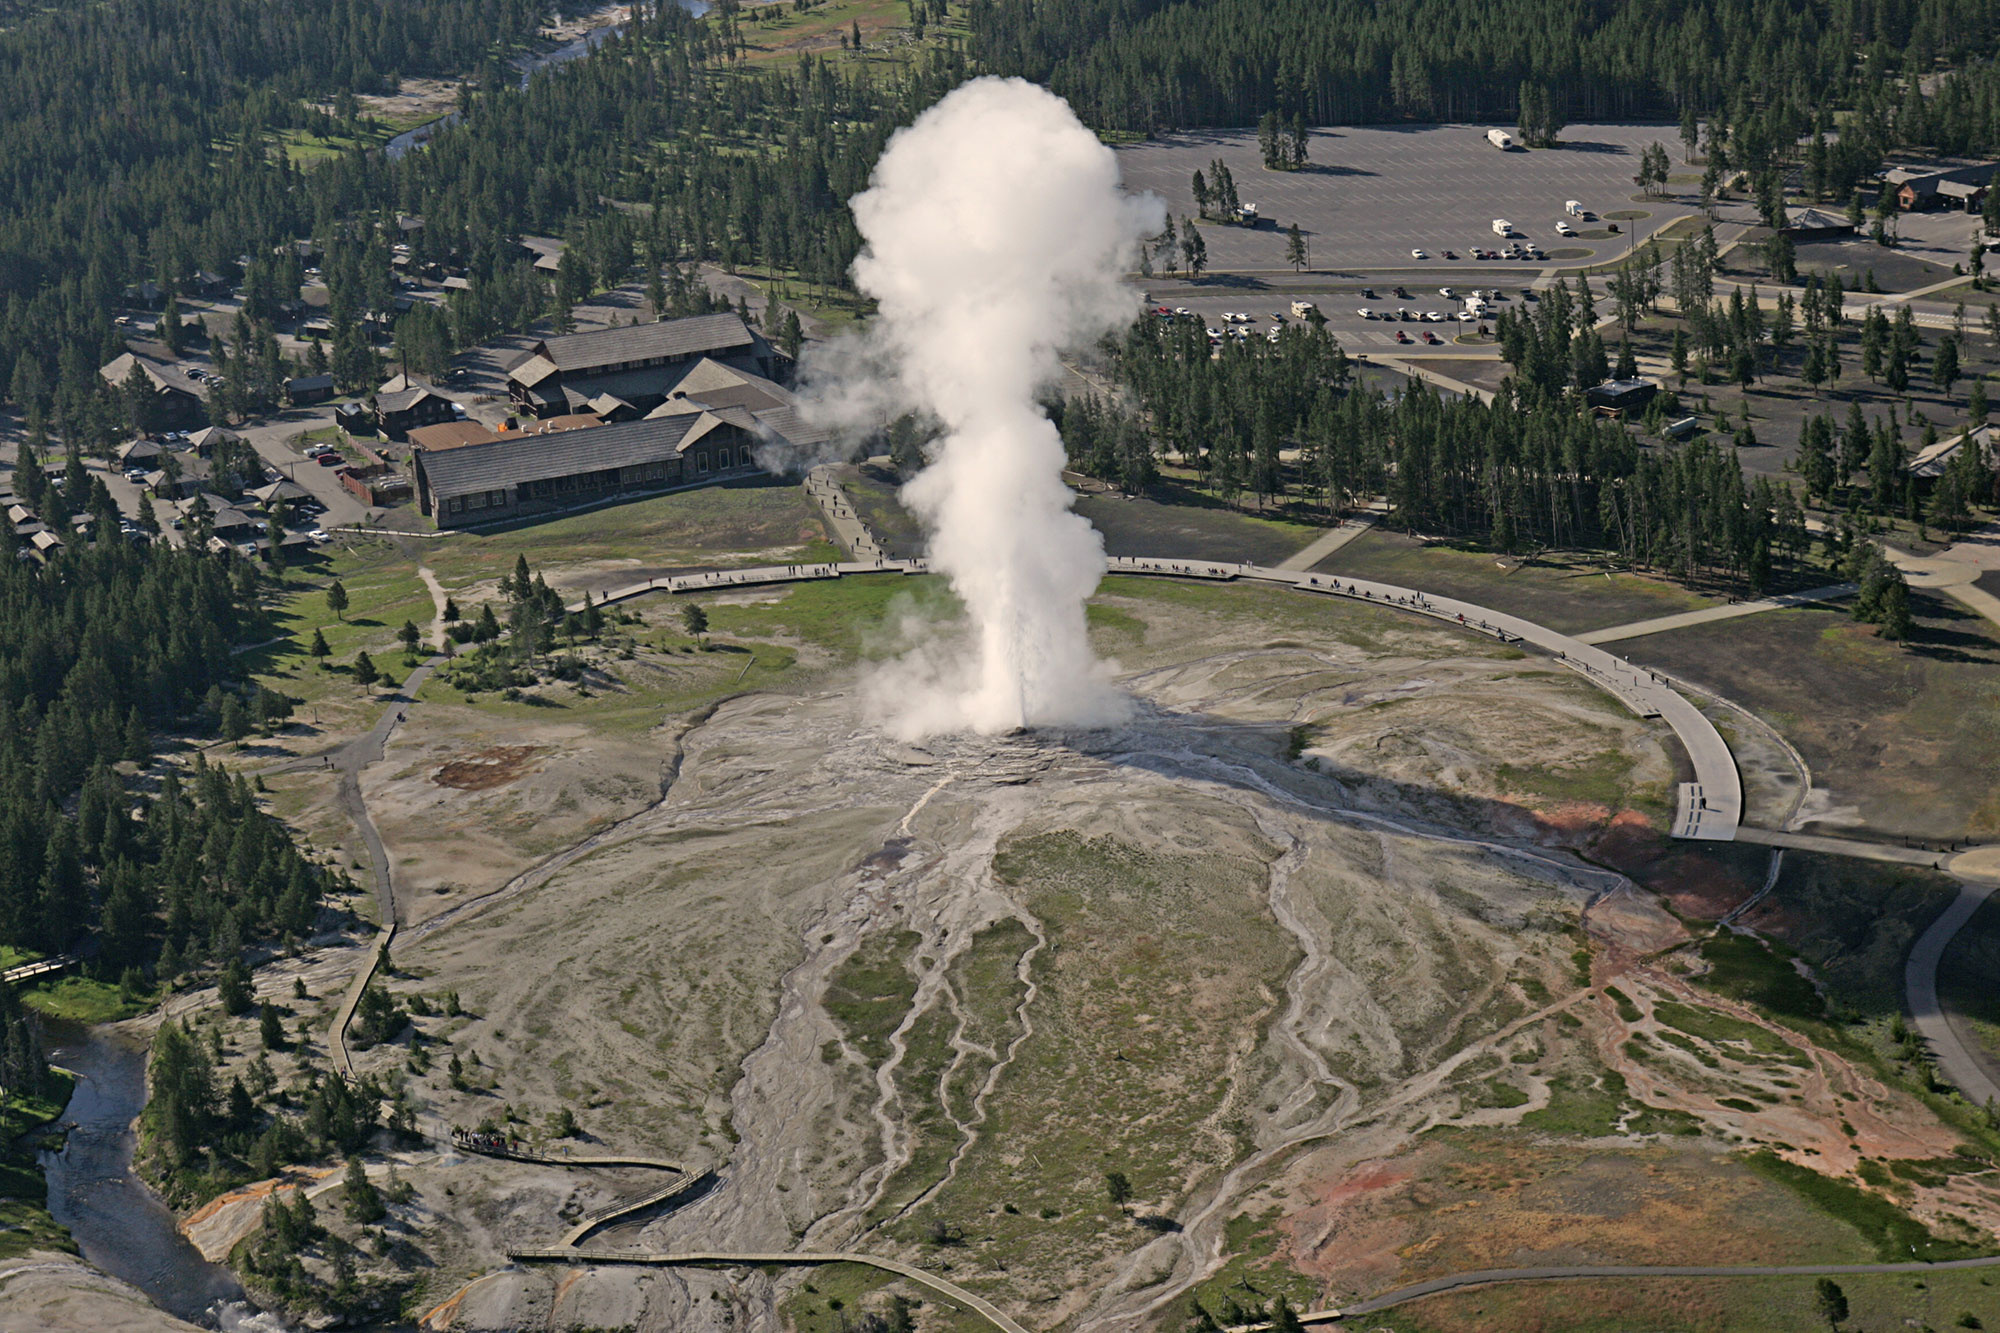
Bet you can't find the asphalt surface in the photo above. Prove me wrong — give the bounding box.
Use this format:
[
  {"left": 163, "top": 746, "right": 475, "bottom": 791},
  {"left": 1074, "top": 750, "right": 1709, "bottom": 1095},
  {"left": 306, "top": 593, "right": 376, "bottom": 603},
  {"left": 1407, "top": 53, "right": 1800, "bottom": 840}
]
[{"left": 1116, "top": 122, "right": 1700, "bottom": 272}]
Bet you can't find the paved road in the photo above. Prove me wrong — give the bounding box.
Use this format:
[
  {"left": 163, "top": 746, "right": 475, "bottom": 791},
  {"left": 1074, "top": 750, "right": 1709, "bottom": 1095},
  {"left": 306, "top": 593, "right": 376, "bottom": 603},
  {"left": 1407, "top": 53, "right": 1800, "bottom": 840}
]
[
  {"left": 508, "top": 1248, "right": 1032, "bottom": 1333},
  {"left": 1908, "top": 847, "right": 2000, "bottom": 1112},
  {"left": 1575, "top": 583, "right": 1855, "bottom": 644}
]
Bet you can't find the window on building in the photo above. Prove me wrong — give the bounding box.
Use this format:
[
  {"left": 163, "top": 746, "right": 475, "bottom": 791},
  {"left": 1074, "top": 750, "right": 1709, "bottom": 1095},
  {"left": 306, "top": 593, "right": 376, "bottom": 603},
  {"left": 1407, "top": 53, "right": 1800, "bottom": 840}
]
[
  {"left": 697, "top": 455, "right": 709, "bottom": 474},
  {"left": 468, "top": 492, "right": 487, "bottom": 509},
  {"left": 489, "top": 489, "right": 507, "bottom": 506}
]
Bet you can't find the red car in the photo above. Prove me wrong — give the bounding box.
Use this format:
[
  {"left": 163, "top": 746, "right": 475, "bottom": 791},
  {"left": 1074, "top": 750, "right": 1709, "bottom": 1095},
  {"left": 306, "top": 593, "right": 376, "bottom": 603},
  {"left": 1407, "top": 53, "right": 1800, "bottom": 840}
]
[
  {"left": 1423, "top": 331, "right": 1442, "bottom": 344},
  {"left": 1395, "top": 330, "right": 1411, "bottom": 343},
  {"left": 1441, "top": 250, "right": 1458, "bottom": 260}
]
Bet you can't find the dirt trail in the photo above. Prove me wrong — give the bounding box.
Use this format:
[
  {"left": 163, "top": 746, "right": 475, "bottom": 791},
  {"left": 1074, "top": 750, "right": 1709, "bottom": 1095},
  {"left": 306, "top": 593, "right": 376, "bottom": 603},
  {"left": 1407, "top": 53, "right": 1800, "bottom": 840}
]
[{"left": 417, "top": 564, "right": 449, "bottom": 649}]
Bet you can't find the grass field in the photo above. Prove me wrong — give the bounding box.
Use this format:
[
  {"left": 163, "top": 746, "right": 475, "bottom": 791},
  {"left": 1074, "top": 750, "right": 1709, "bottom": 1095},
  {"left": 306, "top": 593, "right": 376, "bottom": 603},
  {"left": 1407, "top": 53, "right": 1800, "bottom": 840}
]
[
  {"left": 893, "top": 827, "right": 1298, "bottom": 1315},
  {"left": 245, "top": 537, "right": 436, "bottom": 717},
  {"left": 1617, "top": 596, "right": 2000, "bottom": 841},
  {"left": 419, "top": 479, "right": 836, "bottom": 597},
  {"left": 1321, "top": 530, "right": 1718, "bottom": 634},
  {"left": 1076, "top": 485, "right": 1323, "bottom": 564},
  {"left": 1367, "top": 1268, "right": 2000, "bottom": 1333}
]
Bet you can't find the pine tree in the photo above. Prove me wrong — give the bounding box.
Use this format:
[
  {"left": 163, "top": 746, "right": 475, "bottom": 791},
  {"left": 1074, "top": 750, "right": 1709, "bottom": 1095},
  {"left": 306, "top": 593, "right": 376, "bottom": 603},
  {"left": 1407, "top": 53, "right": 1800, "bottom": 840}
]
[{"left": 343, "top": 1154, "right": 385, "bottom": 1223}]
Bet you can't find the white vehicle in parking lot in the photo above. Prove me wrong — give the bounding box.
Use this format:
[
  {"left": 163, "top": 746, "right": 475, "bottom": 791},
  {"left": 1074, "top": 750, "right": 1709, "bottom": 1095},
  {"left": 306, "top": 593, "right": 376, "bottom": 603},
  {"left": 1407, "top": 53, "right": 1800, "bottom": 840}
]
[
  {"left": 1410, "top": 248, "right": 1428, "bottom": 259},
  {"left": 1438, "top": 287, "right": 1455, "bottom": 298},
  {"left": 1425, "top": 310, "right": 1445, "bottom": 322},
  {"left": 1554, "top": 219, "right": 1576, "bottom": 236},
  {"left": 1357, "top": 308, "right": 1375, "bottom": 319},
  {"left": 1290, "top": 300, "right": 1317, "bottom": 317}
]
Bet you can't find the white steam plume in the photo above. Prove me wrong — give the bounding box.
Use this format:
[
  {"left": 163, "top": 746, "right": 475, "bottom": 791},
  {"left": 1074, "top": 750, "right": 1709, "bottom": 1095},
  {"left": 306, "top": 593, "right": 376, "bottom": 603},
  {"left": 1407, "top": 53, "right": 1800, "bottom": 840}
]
[{"left": 826, "top": 77, "right": 1163, "bottom": 738}]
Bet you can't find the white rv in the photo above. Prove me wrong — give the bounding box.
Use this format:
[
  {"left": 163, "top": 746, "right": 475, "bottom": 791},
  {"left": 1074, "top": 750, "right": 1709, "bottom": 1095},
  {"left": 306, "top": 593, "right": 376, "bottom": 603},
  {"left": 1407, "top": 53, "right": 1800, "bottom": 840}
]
[
  {"left": 1486, "top": 128, "right": 1514, "bottom": 150},
  {"left": 1491, "top": 219, "right": 1513, "bottom": 236},
  {"left": 1565, "top": 199, "right": 1586, "bottom": 217}
]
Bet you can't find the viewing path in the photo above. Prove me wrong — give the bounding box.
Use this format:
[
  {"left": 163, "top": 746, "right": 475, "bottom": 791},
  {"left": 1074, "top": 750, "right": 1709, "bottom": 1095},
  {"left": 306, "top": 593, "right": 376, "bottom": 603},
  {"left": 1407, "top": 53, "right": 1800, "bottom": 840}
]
[{"left": 579, "top": 554, "right": 1743, "bottom": 842}]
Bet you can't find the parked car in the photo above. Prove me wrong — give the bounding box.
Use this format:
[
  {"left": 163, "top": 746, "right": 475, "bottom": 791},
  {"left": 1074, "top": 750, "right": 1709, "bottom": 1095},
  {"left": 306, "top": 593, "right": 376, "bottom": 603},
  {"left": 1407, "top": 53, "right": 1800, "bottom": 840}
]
[
  {"left": 1438, "top": 288, "right": 1455, "bottom": 298},
  {"left": 1357, "top": 308, "right": 1375, "bottom": 319},
  {"left": 316, "top": 453, "right": 343, "bottom": 467},
  {"left": 1423, "top": 331, "right": 1442, "bottom": 344},
  {"left": 1410, "top": 248, "right": 1428, "bottom": 259},
  {"left": 1441, "top": 250, "right": 1457, "bottom": 260},
  {"left": 1395, "top": 330, "right": 1412, "bottom": 343},
  {"left": 1393, "top": 286, "right": 1410, "bottom": 299},
  {"left": 123, "top": 468, "right": 147, "bottom": 482}
]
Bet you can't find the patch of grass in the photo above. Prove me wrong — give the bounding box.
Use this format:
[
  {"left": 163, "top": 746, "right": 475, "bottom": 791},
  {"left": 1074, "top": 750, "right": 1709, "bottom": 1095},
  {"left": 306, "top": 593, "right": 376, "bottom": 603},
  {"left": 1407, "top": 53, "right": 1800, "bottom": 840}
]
[
  {"left": 1496, "top": 748, "right": 1637, "bottom": 808},
  {"left": 0, "top": 946, "right": 42, "bottom": 973},
  {"left": 1652, "top": 999, "right": 1800, "bottom": 1059},
  {"left": 21, "top": 975, "right": 152, "bottom": 1024},
  {"left": 1323, "top": 530, "right": 1715, "bottom": 635},
  {"left": 1519, "top": 1070, "right": 1629, "bottom": 1137},
  {"left": 823, "top": 929, "right": 922, "bottom": 1065},
  {"left": 1183, "top": 1207, "right": 1322, "bottom": 1320},
  {"left": 703, "top": 572, "right": 952, "bottom": 663},
  {"left": 422, "top": 479, "right": 832, "bottom": 593},
  {"left": 1603, "top": 986, "right": 1643, "bottom": 1024},
  {"left": 0, "top": 1074, "right": 78, "bottom": 1260},
  {"left": 1625, "top": 1104, "right": 1706, "bottom": 1136},
  {"left": 1365, "top": 1268, "right": 2000, "bottom": 1333},
  {"left": 1740, "top": 1150, "right": 1983, "bottom": 1262},
  {"left": 1696, "top": 934, "right": 1824, "bottom": 1024},
  {"left": 1472, "top": 1078, "right": 1531, "bottom": 1110}
]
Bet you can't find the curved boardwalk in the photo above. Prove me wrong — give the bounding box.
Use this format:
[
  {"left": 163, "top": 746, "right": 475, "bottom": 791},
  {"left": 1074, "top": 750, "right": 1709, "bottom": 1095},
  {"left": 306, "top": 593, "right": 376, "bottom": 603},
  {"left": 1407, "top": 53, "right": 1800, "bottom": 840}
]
[
  {"left": 509, "top": 1248, "right": 1031, "bottom": 1333},
  {"left": 577, "top": 553, "right": 1744, "bottom": 841}
]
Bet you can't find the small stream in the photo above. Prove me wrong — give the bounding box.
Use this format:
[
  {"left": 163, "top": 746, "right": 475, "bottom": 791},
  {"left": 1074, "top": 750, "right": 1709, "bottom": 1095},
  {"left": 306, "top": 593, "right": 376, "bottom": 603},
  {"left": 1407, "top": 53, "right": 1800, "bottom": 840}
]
[{"left": 37, "top": 1019, "right": 277, "bottom": 1330}]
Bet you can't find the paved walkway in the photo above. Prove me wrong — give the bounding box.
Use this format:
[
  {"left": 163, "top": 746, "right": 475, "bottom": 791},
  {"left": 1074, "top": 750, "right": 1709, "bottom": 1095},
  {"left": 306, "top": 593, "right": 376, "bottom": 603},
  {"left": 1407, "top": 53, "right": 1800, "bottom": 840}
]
[
  {"left": 1368, "top": 355, "right": 1497, "bottom": 404},
  {"left": 328, "top": 924, "right": 395, "bottom": 1079},
  {"left": 1575, "top": 583, "right": 1854, "bottom": 644},
  {"left": 1275, "top": 508, "right": 1381, "bottom": 571},
  {"left": 1909, "top": 847, "right": 2000, "bottom": 1112},
  {"left": 509, "top": 1249, "right": 1031, "bottom": 1333},
  {"left": 804, "top": 466, "right": 885, "bottom": 560},
  {"left": 1732, "top": 825, "right": 1949, "bottom": 867},
  {"left": 575, "top": 552, "right": 1744, "bottom": 841}
]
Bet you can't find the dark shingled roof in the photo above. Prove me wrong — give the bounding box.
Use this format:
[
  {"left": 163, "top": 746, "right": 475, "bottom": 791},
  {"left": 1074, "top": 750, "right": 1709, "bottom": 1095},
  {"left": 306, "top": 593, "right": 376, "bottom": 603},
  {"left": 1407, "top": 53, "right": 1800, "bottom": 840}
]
[
  {"left": 529, "top": 313, "right": 754, "bottom": 375},
  {"left": 419, "top": 416, "right": 700, "bottom": 497},
  {"left": 376, "top": 387, "right": 439, "bottom": 414}
]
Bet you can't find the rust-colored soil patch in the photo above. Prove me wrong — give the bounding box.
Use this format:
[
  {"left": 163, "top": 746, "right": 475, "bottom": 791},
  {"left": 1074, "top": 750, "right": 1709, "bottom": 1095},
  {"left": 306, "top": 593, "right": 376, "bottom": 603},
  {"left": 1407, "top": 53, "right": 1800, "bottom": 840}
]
[{"left": 432, "top": 745, "right": 545, "bottom": 791}]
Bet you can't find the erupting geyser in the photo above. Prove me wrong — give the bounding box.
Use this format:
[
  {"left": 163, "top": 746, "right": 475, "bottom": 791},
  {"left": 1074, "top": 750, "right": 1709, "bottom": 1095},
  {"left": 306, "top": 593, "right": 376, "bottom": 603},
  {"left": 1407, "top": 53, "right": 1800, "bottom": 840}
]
[{"left": 837, "top": 77, "right": 1165, "bottom": 737}]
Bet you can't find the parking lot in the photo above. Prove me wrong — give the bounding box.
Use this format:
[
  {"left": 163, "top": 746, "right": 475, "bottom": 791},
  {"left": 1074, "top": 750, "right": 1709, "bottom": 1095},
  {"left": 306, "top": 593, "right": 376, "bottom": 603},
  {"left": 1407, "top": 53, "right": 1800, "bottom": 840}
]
[
  {"left": 1117, "top": 121, "right": 1699, "bottom": 273},
  {"left": 1137, "top": 277, "right": 1544, "bottom": 353}
]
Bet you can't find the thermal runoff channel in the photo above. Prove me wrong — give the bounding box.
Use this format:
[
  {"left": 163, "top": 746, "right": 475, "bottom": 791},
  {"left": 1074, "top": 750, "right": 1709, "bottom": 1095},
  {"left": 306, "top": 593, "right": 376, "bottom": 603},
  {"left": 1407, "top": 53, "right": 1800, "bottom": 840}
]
[{"left": 845, "top": 77, "right": 1164, "bottom": 736}]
